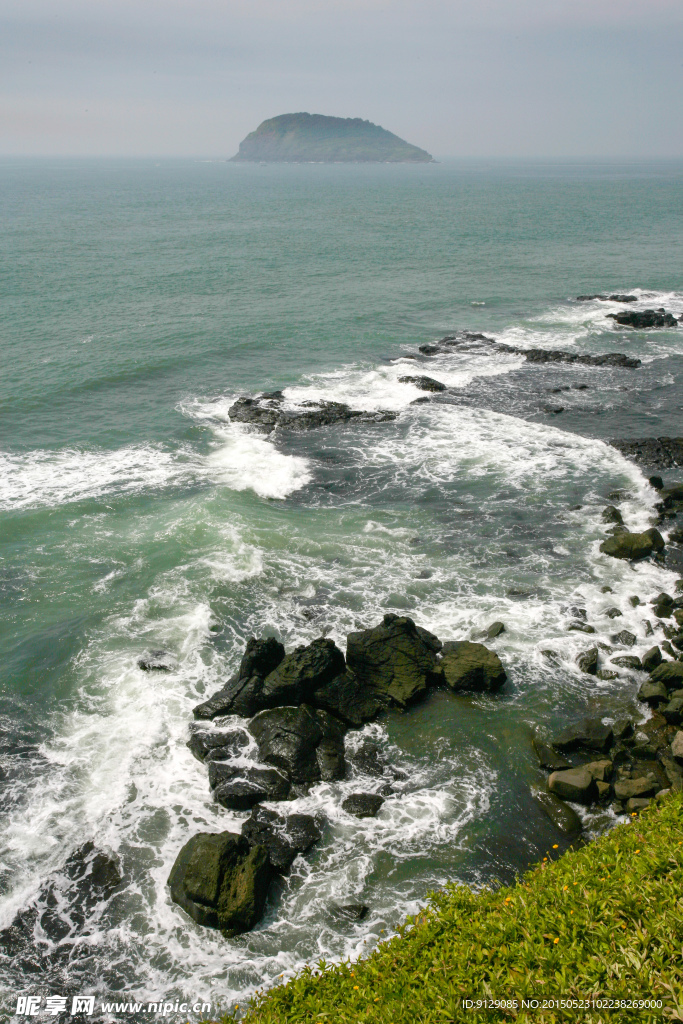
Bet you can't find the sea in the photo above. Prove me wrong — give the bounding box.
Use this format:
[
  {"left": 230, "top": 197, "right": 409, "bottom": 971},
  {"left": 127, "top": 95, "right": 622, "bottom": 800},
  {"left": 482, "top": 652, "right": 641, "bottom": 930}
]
[{"left": 1, "top": 157, "right": 682, "bottom": 1019}]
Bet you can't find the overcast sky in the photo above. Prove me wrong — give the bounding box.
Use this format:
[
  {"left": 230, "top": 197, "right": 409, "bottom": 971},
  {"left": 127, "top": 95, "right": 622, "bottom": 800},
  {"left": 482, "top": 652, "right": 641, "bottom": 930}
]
[{"left": 1, "top": 0, "right": 682, "bottom": 158}]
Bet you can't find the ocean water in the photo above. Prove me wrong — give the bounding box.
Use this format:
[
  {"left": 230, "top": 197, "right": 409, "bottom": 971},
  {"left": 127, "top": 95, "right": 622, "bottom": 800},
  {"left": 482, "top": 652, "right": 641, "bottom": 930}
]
[{"left": 1, "top": 158, "right": 682, "bottom": 1018}]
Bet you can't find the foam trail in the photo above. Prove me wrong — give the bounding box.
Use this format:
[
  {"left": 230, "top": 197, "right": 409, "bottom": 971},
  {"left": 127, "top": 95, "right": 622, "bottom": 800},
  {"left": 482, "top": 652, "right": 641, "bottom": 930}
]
[{"left": 206, "top": 425, "right": 312, "bottom": 500}]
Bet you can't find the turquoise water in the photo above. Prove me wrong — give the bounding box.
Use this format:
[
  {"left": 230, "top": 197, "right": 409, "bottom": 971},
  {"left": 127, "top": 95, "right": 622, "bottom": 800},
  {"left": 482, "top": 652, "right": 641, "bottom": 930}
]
[{"left": 1, "top": 158, "right": 682, "bottom": 1016}]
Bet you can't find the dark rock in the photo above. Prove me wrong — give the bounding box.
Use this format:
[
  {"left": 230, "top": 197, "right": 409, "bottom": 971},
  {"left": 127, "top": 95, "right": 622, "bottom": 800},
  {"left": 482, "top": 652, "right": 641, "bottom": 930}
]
[
  {"left": 582, "top": 759, "right": 613, "bottom": 782},
  {"left": 602, "top": 506, "right": 624, "bottom": 526},
  {"left": 662, "top": 697, "right": 683, "bottom": 725},
  {"left": 167, "top": 831, "right": 272, "bottom": 935},
  {"left": 611, "top": 630, "right": 637, "bottom": 647},
  {"left": 193, "top": 636, "right": 286, "bottom": 720},
  {"left": 567, "top": 622, "right": 596, "bottom": 634},
  {"left": 613, "top": 775, "right": 659, "bottom": 800},
  {"left": 652, "top": 593, "right": 674, "bottom": 618},
  {"left": 397, "top": 375, "right": 447, "bottom": 392},
  {"left": 629, "top": 595, "right": 641, "bottom": 606},
  {"left": 346, "top": 614, "right": 438, "bottom": 706},
  {"left": 531, "top": 735, "right": 571, "bottom": 771},
  {"left": 576, "top": 294, "right": 607, "bottom": 301},
  {"left": 348, "top": 740, "right": 388, "bottom": 777},
  {"left": 611, "top": 655, "right": 642, "bottom": 671},
  {"left": 596, "top": 669, "right": 618, "bottom": 681},
  {"left": 138, "top": 649, "right": 174, "bottom": 672},
  {"left": 642, "top": 646, "right": 663, "bottom": 673},
  {"left": 671, "top": 730, "right": 683, "bottom": 764},
  {"left": 650, "top": 475, "right": 664, "bottom": 490},
  {"left": 637, "top": 680, "right": 669, "bottom": 707},
  {"left": 473, "top": 621, "right": 506, "bottom": 641},
  {"left": 239, "top": 636, "right": 287, "bottom": 679},
  {"left": 650, "top": 661, "right": 683, "bottom": 689},
  {"left": 241, "top": 807, "right": 322, "bottom": 872},
  {"left": 533, "top": 792, "right": 583, "bottom": 835},
  {"left": 248, "top": 704, "right": 346, "bottom": 784},
  {"left": 332, "top": 903, "right": 369, "bottom": 921},
  {"left": 187, "top": 726, "right": 251, "bottom": 763},
  {"left": 612, "top": 719, "right": 634, "bottom": 741},
  {"left": 258, "top": 638, "right": 346, "bottom": 709},
  {"left": 610, "top": 437, "right": 683, "bottom": 471},
  {"left": 548, "top": 768, "right": 598, "bottom": 805},
  {"left": 609, "top": 294, "right": 638, "bottom": 303},
  {"left": 553, "top": 718, "right": 613, "bottom": 753},
  {"left": 228, "top": 394, "right": 397, "bottom": 433},
  {"left": 600, "top": 529, "right": 664, "bottom": 561},
  {"left": 310, "top": 669, "right": 385, "bottom": 727},
  {"left": 543, "top": 405, "right": 564, "bottom": 415},
  {"left": 432, "top": 641, "right": 507, "bottom": 693},
  {"left": 605, "top": 607, "right": 623, "bottom": 618},
  {"left": 341, "top": 793, "right": 385, "bottom": 818},
  {"left": 211, "top": 766, "right": 291, "bottom": 809},
  {"left": 576, "top": 647, "right": 598, "bottom": 675},
  {"left": 607, "top": 309, "right": 679, "bottom": 329}
]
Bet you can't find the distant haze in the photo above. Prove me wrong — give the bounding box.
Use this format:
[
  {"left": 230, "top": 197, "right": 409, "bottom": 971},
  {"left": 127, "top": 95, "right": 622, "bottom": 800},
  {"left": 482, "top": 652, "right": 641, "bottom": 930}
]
[{"left": 1, "top": 0, "right": 682, "bottom": 158}]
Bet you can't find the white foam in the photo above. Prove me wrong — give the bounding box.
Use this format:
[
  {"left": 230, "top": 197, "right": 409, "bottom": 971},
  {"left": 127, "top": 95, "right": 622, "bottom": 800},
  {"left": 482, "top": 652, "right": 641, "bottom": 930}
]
[{"left": 206, "top": 424, "right": 312, "bottom": 500}]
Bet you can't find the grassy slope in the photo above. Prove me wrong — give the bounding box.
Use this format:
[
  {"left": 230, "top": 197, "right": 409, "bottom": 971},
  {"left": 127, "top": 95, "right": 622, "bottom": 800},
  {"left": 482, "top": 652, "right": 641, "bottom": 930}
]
[{"left": 222, "top": 794, "right": 683, "bottom": 1023}]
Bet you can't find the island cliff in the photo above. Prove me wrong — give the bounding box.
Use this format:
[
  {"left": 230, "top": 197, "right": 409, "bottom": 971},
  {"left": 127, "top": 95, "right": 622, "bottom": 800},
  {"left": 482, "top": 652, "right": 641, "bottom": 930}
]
[{"left": 231, "top": 113, "right": 434, "bottom": 163}]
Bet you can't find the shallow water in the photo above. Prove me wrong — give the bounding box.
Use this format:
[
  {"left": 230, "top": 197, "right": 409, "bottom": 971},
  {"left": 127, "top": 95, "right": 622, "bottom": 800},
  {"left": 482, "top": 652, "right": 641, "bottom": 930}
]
[{"left": 1, "top": 157, "right": 682, "bottom": 1018}]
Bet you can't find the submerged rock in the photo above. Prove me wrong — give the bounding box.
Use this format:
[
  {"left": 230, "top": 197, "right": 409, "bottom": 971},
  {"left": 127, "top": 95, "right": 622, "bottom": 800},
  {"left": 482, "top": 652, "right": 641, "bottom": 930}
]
[
  {"left": 432, "top": 641, "right": 507, "bottom": 693},
  {"left": 167, "top": 831, "right": 272, "bottom": 936},
  {"left": 138, "top": 650, "right": 174, "bottom": 672},
  {"left": 346, "top": 614, "right": 438, "bottom": 707},
  {"left": 533, "top": 791, "right": 583, "bottom": 835},
  {"left": 341, "top": 793, "right": 385, "bottom": 818},
  {"left": 531, "top": 734, "right": 571, "bottom": 771},
  {"left": 397, "top": 375, "right": 447, "bottom": 392},
  {"left": 332, "top": 903, "right": 369, "bottom": 921}
]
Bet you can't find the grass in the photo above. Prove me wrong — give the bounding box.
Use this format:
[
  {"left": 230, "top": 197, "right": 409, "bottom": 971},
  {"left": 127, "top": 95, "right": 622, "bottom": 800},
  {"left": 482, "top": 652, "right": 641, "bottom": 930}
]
[{"left": 217, "top": 793, "right": 683, "bottom": 1023}]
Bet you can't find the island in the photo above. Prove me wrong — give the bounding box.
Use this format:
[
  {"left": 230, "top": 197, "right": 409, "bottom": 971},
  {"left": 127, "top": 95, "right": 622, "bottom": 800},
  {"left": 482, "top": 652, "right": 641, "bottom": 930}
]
[{"left": 230, "top": 113, "right": 434, "bottom": 163}]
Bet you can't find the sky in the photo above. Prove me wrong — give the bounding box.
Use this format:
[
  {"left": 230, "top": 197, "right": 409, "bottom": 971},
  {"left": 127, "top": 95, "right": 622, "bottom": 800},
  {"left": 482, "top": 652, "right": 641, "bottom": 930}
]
[{"left": 1, "top": 0, "right": 682, "bottom": 158}]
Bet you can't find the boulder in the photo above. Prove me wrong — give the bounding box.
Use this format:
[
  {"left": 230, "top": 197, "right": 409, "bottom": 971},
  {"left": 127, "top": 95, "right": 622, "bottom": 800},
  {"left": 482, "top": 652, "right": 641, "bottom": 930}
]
[
  {"left": 228, "top": 394, "right": 397, "bottom": 433},
  {"left": 576, "top": 647, "right": 598, "bottom": 675},
  {"left": 310, "top": 669, "right": 385, "bottom": 727},
  {"left": 582, "top": 760, "right": 613, "bottom": 782},
  {"left": 248, "top": 705, "right": 346, "bottom": 784},
  {"left": 259, "top": 638, "right": 346, "bottom": 709},
  {"left": 548, "top": 768, "right": 598, "bottom": 805},
  {"left": 332, "top": 903, "right": 369, "bottom": 921},
  {"left": 432, "top": 641, "right": 507, "bottom": 693},
  {"left": 596, "top": 781, "right": 611, "bottom": 800},
  {"left": 637, "top": 679, "right": 669, "bottom": 707},
  {"left": 531, "top": 735, "right": 571, "bottom": 771},
  {"left": 600, "top": 529, "right": 664, "bottom": 561},
  {"left": 241, "top": 807, "right": 322, "bottom": 872},
  {"left": 397, "top": 375, "right": 447, "bottom": 392},
  {"left": 210, "top": 766, "right": 291, "bottom": 809},
  {"left": 597, "top": 669, "right": 619, "bottom": 680},
  {"left": 625, "top": 797, "right": 651, "bottom": 813},
  {"left": 341, "top": 793, "right": 385, "bottom": 818},
  {"left": 137, "top": 649, "right": 174, "bottom": 672},
  {"left": 553, "top": 718, "right": 613, "bottom": 753},
  {"left": 641, "top": 646, "right": 663, "bottom": 673},
  {"left": 567, "top": 622, "right": 596, "bottom": 634},
  {"left": 612, "top": 719, "right": 634, "bottom": 741},
  {"left": 650, "top": 661, "right": 683, "bottom": 689},
  {"left": 607, "top": 309, "right": 679, "bottom": 328},
  {"left": 611, "top": 631, "right": 637, "bottom": 647},
  {"left": 602, "top": 506, "right": 624, "bottom": 526},
  {"left": 187, "top": 726, "right": 250, "bottom": 763},
  {"left": 613, "top": 775, "right": 658, "bottom": 800},
  {"left": 533, "top": 792, "right": 583, "bottom": 835},
  {"left": 610, "top": 655, "right": 642, "bottom": 671},
  {"left": 605, "top": 607, "right": 622, "bottom": 619},
  {"left": 346, "top": 614, "right": 438, "bottom": 706},
  {"left": 672, "top": 731, "right": 683, "bottom": 764},
  {"left": 652, "top": 593, "right": 674, "bottom": 618},
  {"left": 193, "top": 636, "right": 285, "bottom": 719},
  {"left": 167, "top": 831, "right": 272, "bottom": 935},
  {"left": 662, "top": 697, "right": 683, "bottom": 725}
]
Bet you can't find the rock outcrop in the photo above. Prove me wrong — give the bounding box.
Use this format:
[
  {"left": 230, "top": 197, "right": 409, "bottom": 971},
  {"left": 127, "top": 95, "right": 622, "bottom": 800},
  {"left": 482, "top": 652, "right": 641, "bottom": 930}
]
[
  {"left": 607, "top": 309, "right": 680, "bottom": 329},
  {"left": 600, "top": 529, "right": 664, "bottom": 561},
  {"left": 241, "top": 807, "right": 322, "bottom": 872},
  {"left": 431, "top": 640, "right": 507, "bottom": 693},
  {"left": 346, "top": 614, "right": 439, "bottom": 706},
  {"left": 248, "top": 704, "right": 346, "bottom": 784},
  {"left": 228, "top": 394, "right": 396, "bottom": 434}
]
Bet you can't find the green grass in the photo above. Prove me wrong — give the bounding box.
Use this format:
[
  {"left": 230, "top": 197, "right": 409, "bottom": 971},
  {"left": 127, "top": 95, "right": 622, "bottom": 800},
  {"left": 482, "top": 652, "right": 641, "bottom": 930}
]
[{"left": 219, "top": 794, "right": 683, "bottom": 1023}]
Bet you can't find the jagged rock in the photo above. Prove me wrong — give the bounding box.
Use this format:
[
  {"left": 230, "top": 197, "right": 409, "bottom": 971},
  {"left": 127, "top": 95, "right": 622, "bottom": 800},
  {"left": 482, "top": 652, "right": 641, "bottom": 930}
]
[
  {"left": 346, "top": 614, "right": 438, "bottom": 706},
  {"left": 532, "top": 734, "right": 571, "bottom": 771},
  {"left": 553, "top": 718, "right": 613, "bottom": 753},
  {"left": 613, "top": 775, "right": 659, "bottom": 800},
  {"left": 167, "top": 831, "right": 272, "bottom": 935},
  {"left": 607, "top": 309, "right": 679, "bottom": 328},
  {"left": 210, "top": 765, "right": 291, "bottom": 809},
  {"left": 259, "top": 638, "right": 346, "bottom": 709},
  {"left": 432, "top": 641, "right": 507, "bottom": 693},
  {"left": 193, "top": 636, "right": 285, "bottom": 719},
  {"left": 662, "top": 697, "right": 683, "bottom": 725},
  {"left": 611, "top": 655, "right": 642, "bottom": 671},
  {"left": 533, "top": 791, "right": 583, "bottom": 835},
  {"left": 138, "top": 649, "right": 174, "bottom": 671},
  {"left": 248, "top": 705, "right": 346, "bottom": 784},
  {"left": 576, "top": 647, "right": 598, "bottom": 675},
  {"left": 611, "top": 631, "right": 637, "bottom": 647},
  {"left": 605, "top": 607, "right": 623, "bottom": 618},
  {"left": 602, "top": 506, "right": 624, "bottom": 526},
  {"left": 397, "top": 375, "right": 447, "bottom": 392},
  {"left": 637, "top": 680, "right": 669, "bottom": 707},
  {"left": 600, "top": 529, "right": 664, "bottom": 560},
  {"left": 548, "top": 768, "right": 598, "bottom": 805},
  {"left": 310, "top": 669, "right": 385, "bottom": 727},
  {"left": 228, "top": 394, "right": 396, "bottom": 433},
  {"left": 241, "top": 807, "right": 322, "bottom": 872},
  {"left": 650, "top": 661, "right": 683, "bottom": 689},
  {"left": 341, "top": 793, "right": 385, "bottom": 818},
  {"left": 187, "top": 726, "right": 251, "bottom": 763},
  {"left": 582, "top": 760, "right": 613, "bottom": 782},
  {"left": 642, "top": 646, "right": 663, "bottom": 673}
]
